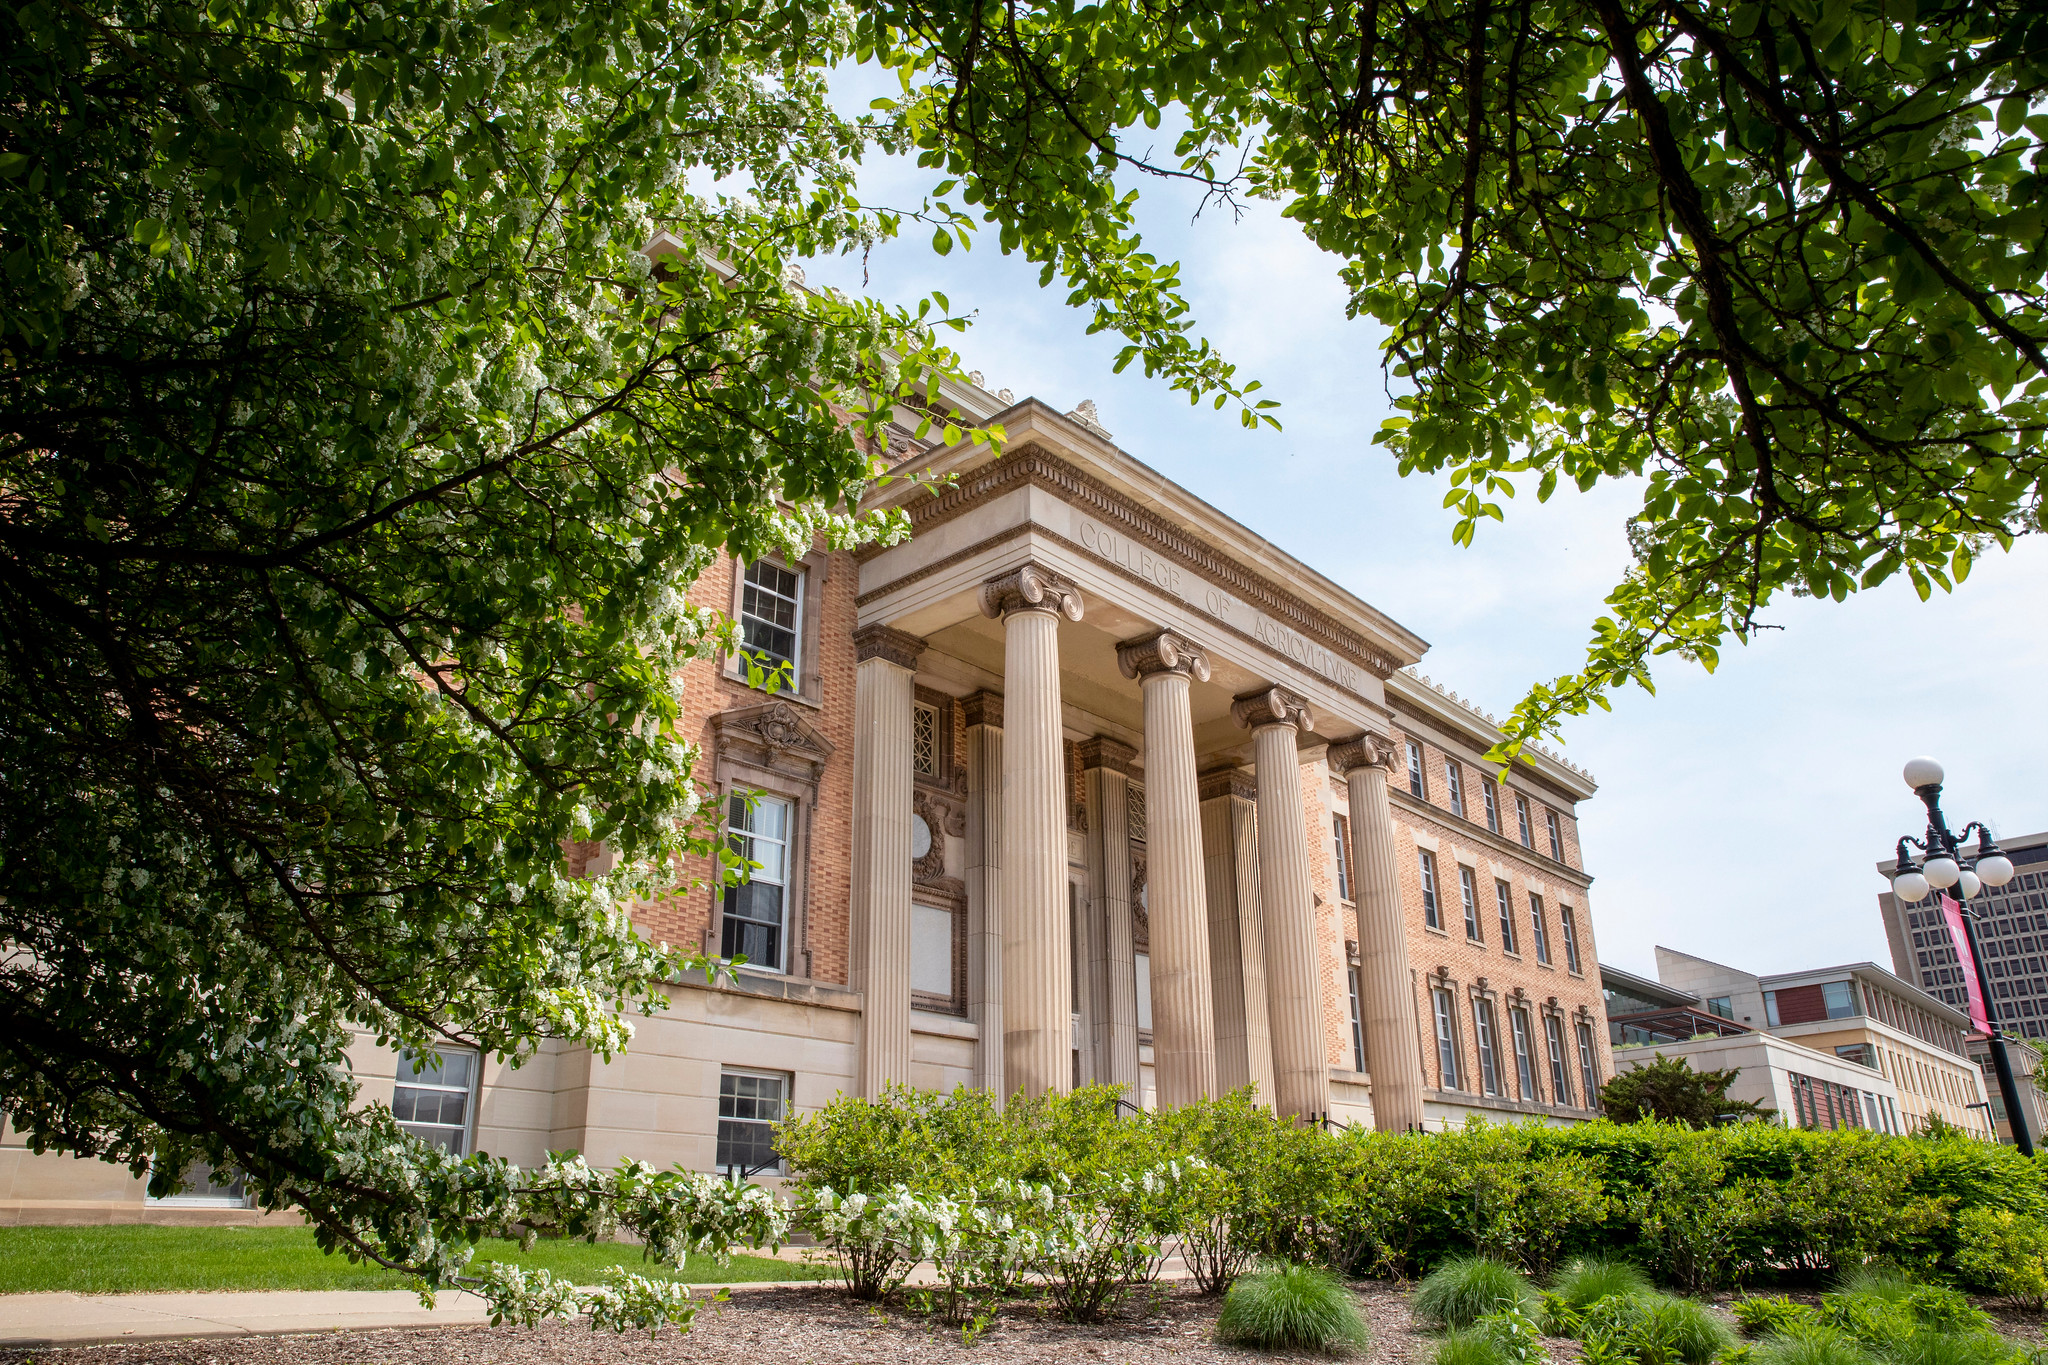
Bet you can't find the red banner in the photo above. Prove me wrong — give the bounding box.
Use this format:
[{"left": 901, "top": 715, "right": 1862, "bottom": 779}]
[{"left": 1940, "top": 893, "right": 1993, "bottom": 1035}]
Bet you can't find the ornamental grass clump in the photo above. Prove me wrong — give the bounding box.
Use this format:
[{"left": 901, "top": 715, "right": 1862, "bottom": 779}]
[
  {"left": 1751, "top": 1326, "right": 1877, "bottom": 1365},
  {"left": 1216, "top": 1261, "right": 1371, "bottom": 1355},
  {"left": 1414, "top": 1256, "right": 1540, "bottom": 1331},
  {"left": 1550, "top": 1257, "right": 1653, "bottom": 1312}
]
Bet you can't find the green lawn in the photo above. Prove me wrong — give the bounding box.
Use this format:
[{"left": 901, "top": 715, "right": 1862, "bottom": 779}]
[{"left": 0, "top": 1224, "right": 836, "bottom": 1295}]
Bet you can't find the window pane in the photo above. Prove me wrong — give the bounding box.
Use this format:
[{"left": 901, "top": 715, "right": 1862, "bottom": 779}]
[
  {"left": 1419, "top": 850, "right": 1440, "bottom": 929},
  {"left": 1135, "top": 952, "right": 1153, "bottom": 1032},
  {"left": 716, "top": 1070, "right": 788, "bottom": 1175},
  {"left": 740, "top": 560, "right": 801, "bottom": 672},
  {"left": 1461, "top": 868, "right": 1481, "bottom": 941}
]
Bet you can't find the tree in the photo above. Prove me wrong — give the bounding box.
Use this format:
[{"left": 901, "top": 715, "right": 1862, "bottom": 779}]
[
  {"left": 1600, "top": 1053, "right": 1773, "bottom": 1124},
  {"left": 0, "top": 0, "right": 971, "bottom": 1330},
  {"left": 860, "top": 0, "right": 2048, "bottom": 760}
]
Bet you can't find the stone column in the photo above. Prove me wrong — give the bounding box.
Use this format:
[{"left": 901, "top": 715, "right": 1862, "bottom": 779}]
[
  {"left": 1078, "top": 737, "right": 1140, "bottom": 1099},
  {"left": 849, "top": 624, "right": 925, "bottom": 1099},
  {"left": 1330, "top": 734, "right": 1427, "bottom": 1132},
  {"left": 980, "top": 562, "right": 1084, "bottom": 1099},
  {"left": 1119, "top": 631, "right": 1219, "bottom": 1107},
  {"left": 1232, "top": 685, "right": 1327, "bottom": 1120},
  {"left": 963, "top": 691, "right": 1005, "bottom": 1098},
  {"left": 1200, "top": 767, "right": 1276, "bottom": 1102}
]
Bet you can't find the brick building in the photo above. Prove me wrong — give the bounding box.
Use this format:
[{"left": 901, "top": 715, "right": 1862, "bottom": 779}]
[{"left": 1, "top": 373, "right": 1613, "bottom": 1223}]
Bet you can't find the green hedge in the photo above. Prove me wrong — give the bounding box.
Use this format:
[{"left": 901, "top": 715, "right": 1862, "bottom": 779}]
[{"left": 775, "top": 1085, "right": 2048, "bottom": 1291}]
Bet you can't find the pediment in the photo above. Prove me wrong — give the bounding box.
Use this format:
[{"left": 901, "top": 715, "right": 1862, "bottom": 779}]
[{"left": 709, "top": 701, "right": 836, "bottom": 780}]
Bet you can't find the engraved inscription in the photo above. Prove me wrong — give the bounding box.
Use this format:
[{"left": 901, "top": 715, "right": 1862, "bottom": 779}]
[{"left": 1077, "top": 516, "right": 1362, "bottom": 692}]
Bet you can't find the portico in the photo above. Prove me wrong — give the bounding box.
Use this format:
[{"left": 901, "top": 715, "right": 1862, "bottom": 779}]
[{"left": 849, "top": 400, "right": 1429, "bottom": 1121}]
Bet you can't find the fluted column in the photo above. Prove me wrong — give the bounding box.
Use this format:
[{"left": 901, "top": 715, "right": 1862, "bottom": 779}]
[
  {"left": 850, "top": 624, "right": 925, "bottom": 1099},
  {"left": 1079, "top": 737, "right": 1140, "bottom": 1098},
  {"left": 1330, "top": 735, "right": 1427, "bottom": 1132},
  {"left": 1233, "top": 685, "right": 1327, "bottom": 1119},
  {"left": 1119, "top": 631, "right": 1219, "bottom": 1107},
  {"left": 963, "top": 691, "right": 1005, "bottom": 1098},
  {"left": 981, "top": 562, "right": 1084, "bottom": 1099},
  {"left": 1200, "top": 767, "right": 1275, "bottom": 1102}
]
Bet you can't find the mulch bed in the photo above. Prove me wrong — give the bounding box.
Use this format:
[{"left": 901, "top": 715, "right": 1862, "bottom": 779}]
[{"left": 0, "top": 1281, "right": 1433, "bottom": 1365}]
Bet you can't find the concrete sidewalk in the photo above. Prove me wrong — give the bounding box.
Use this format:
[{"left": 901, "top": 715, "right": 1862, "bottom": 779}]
[{"left": 0, "top": 1276, "right": 827, "bottom": 1349}]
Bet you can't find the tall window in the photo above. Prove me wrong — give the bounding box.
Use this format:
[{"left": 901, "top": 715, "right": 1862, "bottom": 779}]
[
  {"left": 722, "top": 793, "right": 793, "bottom": 971},
  {"left": 395, "top": 1050, "right": 477, "bottom": 1155},
  {"left": 1482, "top": 781, "right": 1500, "bottom": 835},
  {"left": 1560, "top": 905, "right": 1583, "bottom": 973},
  {"left": 1432, "top": 987, "right": 1460, "bottom": 1089},
  {"left": 1332, "top": 814, "right": 1353, "bottom": 901},
  {"left": 1496, "top": 879, "right": 1517, "bottom": 953},
  {"left": 1576, "top": 1022, "right": 1600, "bottom": 1107},
  {"left": 1347, "top": 966, "right": 1367, "bottom": 1072},
  {"left": 1822, "top": 980, "right": 1858, "bottom": 1018},
  {"left": 1544, "top": 1014, "right": 1574, "bottom": 1106},
  {"left": 1515, "top": 793, "right": 1534, "bottom": 848},
  {"left": 1546, "top": 810, "right": 1565, "bottom": 862},
  {"left": 1474, "top": 999, "right": 1502, "bottom": 1096},
  {"left": 716, "top": 1068, "right": 788, "bottom": 1176},
  {"left": 1406, "top": 741, "right": 1427, "bottom": 798},
  {"left": 1446, "top": 760, "right": 1466, "bottom": 818},
  {"left": 1510, "top": 1007, "right": 1539, "bottom": 1101},
  {"left": 1460, "top": 867, "right": 1482, "bottom": 942},
  {"left": 1419, "top": 850, "right": 1442, "bottom": 930},
  {"left": 738, "top": 558, "right": 801, "bottom": 676},
  {"left": 1529, "top": 892, "right": 1551, "bottom": 965}
]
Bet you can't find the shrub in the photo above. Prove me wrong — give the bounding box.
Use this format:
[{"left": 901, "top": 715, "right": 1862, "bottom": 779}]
[
  {"left": 1952, "top": 1206, "right": 2048, "bottom": 1310},
  {"left": 1414, "top": 1256, "right": 1540, "bottom": 1331},
  {"left": 1550, "top": 1257, "right": 1653, "bottom": 1311},
  {"left": 1750, "top": 1327, "right": 1875, "bottom": 1365},
  {"left": 1216, "top": 1262, "right": 1371, "bottom": 1355},
  {"left": 1897, "top": 1284, "right": 1993, "bottom": 1337},
  {"left": 1733, "top": 1297, "right": 1819, "bottom": 1340},
  {"left": 1574, "top": 1292, "right": 1736, "bottom": 1365}
]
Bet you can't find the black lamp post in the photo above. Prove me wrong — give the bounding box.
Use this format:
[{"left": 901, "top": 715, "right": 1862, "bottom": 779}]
[{"left": 1889, "top": 756, "right": 2029, "bottom": 1156}]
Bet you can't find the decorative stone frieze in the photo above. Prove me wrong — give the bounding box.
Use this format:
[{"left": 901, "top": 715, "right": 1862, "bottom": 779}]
[
  {"left": 852, "top": 623, "right": 927, "bottom": 670},
  {"left": 1076, "top": 735, "right": 1137, "bottom": 776},
  {"left": 1231, "top": 685, "right": 1314, "bottom": 733},
  {"left": 708, "top": 701, "right": 836, "bottom": 782},
  {"left": 961, "top": 690, "right": 1004, "bottom": 730},
  {"left": 978, "top": 562, "right": 1085, "bottom": 622},
  {"left": 1197, "top": 766, "right": 1258, "bottom": 803},
  {"left": 1115, "top": 629, "right": 1212, "bottom": 684}
]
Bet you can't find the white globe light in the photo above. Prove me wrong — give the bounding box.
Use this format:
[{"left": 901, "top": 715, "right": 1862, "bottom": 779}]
[
  {"left": 1979, "top": 855, "right": 2015, "bottom": 887},
  {"left": 1893, "top": 871, "right": 1931, "bottom": 903},
  {"left": 1923, "top": 856, "right": 1961, "bottom": 889},
  {"left": 1958, "top": 869, "right": 1982, "bottom": 900},
  {"left": 1903, "top": 756, "right": 1945, "bottom": 789}
]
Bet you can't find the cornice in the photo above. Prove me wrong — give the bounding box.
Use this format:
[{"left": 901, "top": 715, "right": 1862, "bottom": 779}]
[
  {"left": 864, "top": 445, "right": 1405, "bottom": 681},
  {"left": 1198, "top": 767, "right": 1258, "bottom": 802},
  {"left": 1077, "top": 735, "right": 1139, "bottom": 775},
  {"left": 853, "top": 623, "right": 927, "bottom": 670}
]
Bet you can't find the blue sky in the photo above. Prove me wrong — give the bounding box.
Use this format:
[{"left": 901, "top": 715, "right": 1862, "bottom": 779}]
[{"left": 799, "top": 96, "right": 2048, "bottom": 982}]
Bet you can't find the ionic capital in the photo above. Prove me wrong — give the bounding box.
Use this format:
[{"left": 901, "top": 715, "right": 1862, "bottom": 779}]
[
  {"left": 978, "top": 561, "right": 1085, "bottom": 623},
  {"left": 1115, "top": 629, "right": 1211, "bottom": 684},
  {"left": 1230, "top": 685, "right": 1313, "bottom": 733},
  {"left": 853, "top": 623, "right": 926, "bottom": 670},
  {"left": 1328, "top": 732, "right": 1401, "bottom": 777},
  {"left": 1076, "top": 735, "right": 1138, "bottom": 775}
]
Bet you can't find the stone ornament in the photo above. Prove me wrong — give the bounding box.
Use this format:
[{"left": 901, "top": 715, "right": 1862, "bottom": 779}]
[
  {"left": 852, "top": 623, "right": 926, "bottom": 670},
  {"left": 961, "top": 690, "right": 1003, "bottom": 730},
  {"left": 911, "top": 788, "right": 957, "bottom": 882},
  {"left": 978, "top": 562, "right": 1084, "bottom": 622},
  {"left": 1115, "top": 629, "right": 1212, "bottom": 683},
  {"left": 1230, "top": 685, "right": 1313, "bottom": 733},
  {"left": 1327, "top": 732, "right": 1400, "bottom": 776},
  {"left": 1076, "top": 735, "right": 1137, "bottom": 776},
  {"left": 1196, "top": 766, "right": 1257, "bottom": 802}
]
